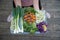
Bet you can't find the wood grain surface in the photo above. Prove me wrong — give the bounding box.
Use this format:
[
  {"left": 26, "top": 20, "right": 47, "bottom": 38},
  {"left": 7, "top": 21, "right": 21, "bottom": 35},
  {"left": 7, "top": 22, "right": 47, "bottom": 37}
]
[{"left": 0, "top": 0, "right": 60, "bottom": 40}]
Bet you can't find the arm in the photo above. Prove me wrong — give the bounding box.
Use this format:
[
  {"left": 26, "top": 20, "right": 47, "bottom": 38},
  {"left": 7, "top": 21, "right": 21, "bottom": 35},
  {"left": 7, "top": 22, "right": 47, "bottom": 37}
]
[
  {"left": 33, "top": 0, "right": 39, "bottom": 10},
  {"left": 14, "top": 0, "right": 22, "bottom": 7}
]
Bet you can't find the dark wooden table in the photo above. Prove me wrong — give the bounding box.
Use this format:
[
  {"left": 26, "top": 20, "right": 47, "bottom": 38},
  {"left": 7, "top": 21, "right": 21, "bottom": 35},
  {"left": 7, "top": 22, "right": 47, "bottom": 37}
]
[{"left": 0, "top": 0, "right": 60, "bottom": 40}]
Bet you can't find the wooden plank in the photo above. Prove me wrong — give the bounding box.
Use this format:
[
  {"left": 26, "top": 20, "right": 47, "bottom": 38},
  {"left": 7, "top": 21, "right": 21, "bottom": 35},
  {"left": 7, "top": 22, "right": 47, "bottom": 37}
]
[
  {"left": 0, "top": 33, "right": 60, "bottom": 40},
  {"left": 0, "top": 29, "right": 10, "bottom": 35}
]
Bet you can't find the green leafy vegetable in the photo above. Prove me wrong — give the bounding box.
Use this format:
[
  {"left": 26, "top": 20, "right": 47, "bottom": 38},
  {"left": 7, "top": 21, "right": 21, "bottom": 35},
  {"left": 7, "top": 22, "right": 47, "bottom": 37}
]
[
  {"left": 10, "top": 6, "right": 24, "bottom": 33},
  {"left": 23, "top": 7, "right": 38, "bottom": 33}
]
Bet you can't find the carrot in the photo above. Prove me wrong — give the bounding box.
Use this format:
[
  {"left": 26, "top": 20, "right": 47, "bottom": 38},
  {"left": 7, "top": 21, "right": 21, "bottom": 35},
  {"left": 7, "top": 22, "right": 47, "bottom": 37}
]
[
  {"left": 24, "top": 12, "right": 36, "bottom": 23},
  {"left": 24, "top": 15, "right": 28, "bottom": 18}
]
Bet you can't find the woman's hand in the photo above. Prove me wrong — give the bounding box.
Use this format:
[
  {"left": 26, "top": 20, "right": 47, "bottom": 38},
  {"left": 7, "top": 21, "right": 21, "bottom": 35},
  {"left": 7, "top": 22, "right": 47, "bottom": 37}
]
[
  {"left": 14, "top": 0, "right": 22, "bottom": 7},
  {"left": 33, "top": 0, "right": 39, "bottom": 10}
]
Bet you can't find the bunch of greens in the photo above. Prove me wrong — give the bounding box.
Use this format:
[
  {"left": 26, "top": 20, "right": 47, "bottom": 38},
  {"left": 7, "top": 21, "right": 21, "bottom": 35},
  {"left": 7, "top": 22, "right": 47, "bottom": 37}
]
[{"left": 10, "top": 6, "right": 24, "bottom": 33}]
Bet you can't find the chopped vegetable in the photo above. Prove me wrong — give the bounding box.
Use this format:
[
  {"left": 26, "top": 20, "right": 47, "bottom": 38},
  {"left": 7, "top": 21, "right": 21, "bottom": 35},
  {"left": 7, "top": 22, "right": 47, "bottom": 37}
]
[
  {"left": 24, "top": 12, "right": 36, "bottom": 23},
  {"left": 36, "top": 21, "right": 47, "bottom": 32},
  {"left": 10, "top": 7, "right": 48, "bottom": 34},
  {"left": 23, "top": 7, "right": 38, "bottom": 33},
  {"left": 10, "top": 6, "right": 24, "bottom": 33},
  {"left": 42, "top": 25, "right": 47, "bottom": 31}
]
